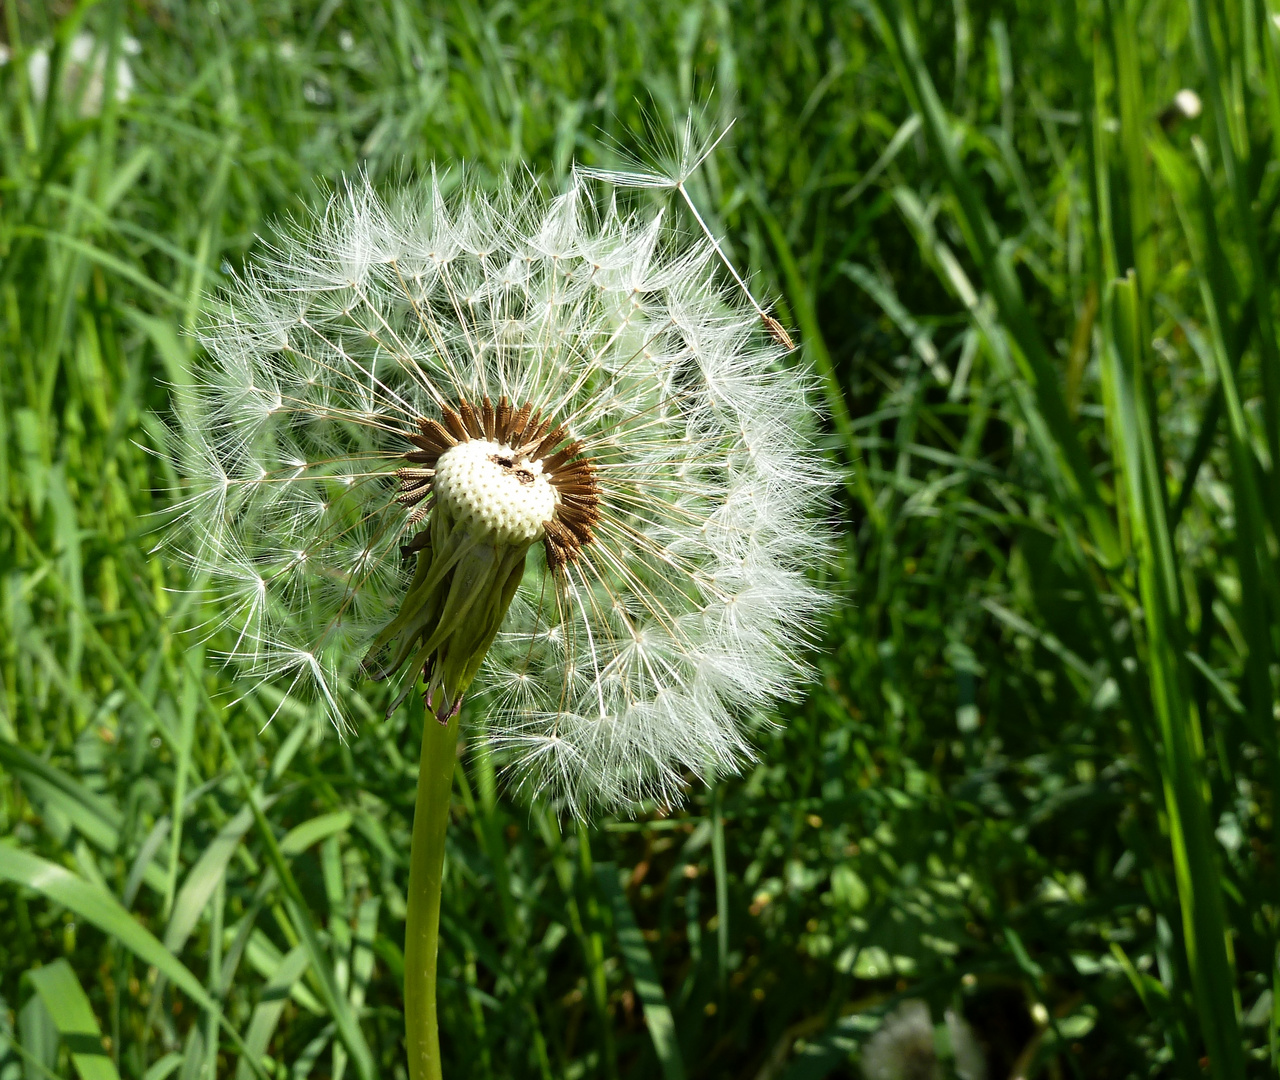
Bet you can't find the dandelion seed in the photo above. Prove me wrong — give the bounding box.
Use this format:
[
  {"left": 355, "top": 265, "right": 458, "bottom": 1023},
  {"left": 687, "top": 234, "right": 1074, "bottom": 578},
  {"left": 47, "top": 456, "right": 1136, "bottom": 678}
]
[
  {"left": 169, "top": 167, "right": 834, "bottom": 815},
  {"left": 582, "top": 114, "right": 798, "bottom": 352}
]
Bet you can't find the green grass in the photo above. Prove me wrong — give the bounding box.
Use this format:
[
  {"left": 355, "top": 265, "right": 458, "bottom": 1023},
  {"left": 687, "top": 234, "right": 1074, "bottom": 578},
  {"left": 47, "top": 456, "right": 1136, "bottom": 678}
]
[{"left": 1, "top": 0, "right": 1278, "bottom": 1078}]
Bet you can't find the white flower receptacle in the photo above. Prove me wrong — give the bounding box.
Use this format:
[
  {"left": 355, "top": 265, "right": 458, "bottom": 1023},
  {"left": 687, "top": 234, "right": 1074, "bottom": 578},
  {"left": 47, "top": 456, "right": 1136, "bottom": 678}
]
[{"left": 432, "top": 440, "right": 558, "bottom": 545}]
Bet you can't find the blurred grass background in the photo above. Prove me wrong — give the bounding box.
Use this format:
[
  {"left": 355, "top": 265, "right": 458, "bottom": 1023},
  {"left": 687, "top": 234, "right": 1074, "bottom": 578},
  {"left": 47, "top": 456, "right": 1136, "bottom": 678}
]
[{"left": 1, "top": 0, "right": 1278, "bottom": 1077}]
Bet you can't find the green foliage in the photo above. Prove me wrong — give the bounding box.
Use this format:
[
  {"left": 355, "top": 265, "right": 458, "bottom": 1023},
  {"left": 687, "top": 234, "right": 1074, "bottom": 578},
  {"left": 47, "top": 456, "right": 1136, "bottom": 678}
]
[{"left": 2, "top": 0, "right": 1278, "bottom": 1077}]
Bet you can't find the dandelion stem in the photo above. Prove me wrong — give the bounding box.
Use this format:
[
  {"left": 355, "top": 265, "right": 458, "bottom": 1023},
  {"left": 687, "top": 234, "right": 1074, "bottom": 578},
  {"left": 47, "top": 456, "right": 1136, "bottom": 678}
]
[{"left": 405, "top": 697, "right": 460, "bottom": 1080}]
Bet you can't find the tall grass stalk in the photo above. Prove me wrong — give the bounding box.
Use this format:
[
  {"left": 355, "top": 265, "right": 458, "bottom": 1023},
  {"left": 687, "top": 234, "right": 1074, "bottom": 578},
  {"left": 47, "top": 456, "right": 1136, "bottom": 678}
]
[{"left": 1102, "top": 273, "right": 1243, "bottom": 1075}]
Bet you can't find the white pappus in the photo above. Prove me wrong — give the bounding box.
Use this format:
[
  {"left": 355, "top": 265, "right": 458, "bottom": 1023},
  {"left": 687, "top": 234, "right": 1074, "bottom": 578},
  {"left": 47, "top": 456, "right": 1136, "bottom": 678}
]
[{"left": 167, "top": 163, "right": 835, "bottom": 814}]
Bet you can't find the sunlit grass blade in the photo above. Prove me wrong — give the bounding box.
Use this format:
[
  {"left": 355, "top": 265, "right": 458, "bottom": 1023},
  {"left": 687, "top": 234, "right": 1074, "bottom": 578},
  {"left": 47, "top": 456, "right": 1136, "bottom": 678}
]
[
  {"left": 0, "top": 739, "right": 124, "bottom": 855},
  {"left": 1187, "top": 0, "right": 1280, "bottom": 526},
  {"left": 234, "top": 946, "right": 310, "bottom": 1080},
  {"left": 209, "top": 713, "right": 377, "bottom": 1080},
  {"left": 164, "top": 804, "right": 258, "bottom": 954},
  {"left": 1150, "top": 129, "right": 1280, "bottom": 808},
  {"left": 537, "top": 810, "right": 618, "bottom": 1078},
  {"left": 25, "top": 959, "right": 121, "bottom": 1080}
]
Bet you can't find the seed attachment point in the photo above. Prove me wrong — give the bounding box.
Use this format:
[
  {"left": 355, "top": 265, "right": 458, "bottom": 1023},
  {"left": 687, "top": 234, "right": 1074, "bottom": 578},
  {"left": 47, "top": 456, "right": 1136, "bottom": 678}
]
[{"left": 396, "top": 395, "right": 603, "bottom": 568}]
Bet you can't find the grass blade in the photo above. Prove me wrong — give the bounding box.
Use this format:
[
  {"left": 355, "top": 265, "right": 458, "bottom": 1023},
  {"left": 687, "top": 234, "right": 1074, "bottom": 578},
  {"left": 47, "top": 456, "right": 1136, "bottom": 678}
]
[
  {"left": 25, "top": 960, "right": 120, "bottom": 1080},
  {"left": 1188, "top": 0, "right": 1280, "bottom": 522},
  {"left": 1101, "top": 272, "right": 1244, "bottom": 1076},
  {"left": 866, "top": 0, "right": 1120, "bottom": 566},
  {"left": 209, "top": 713, "right": 376, "bottom": 1080},
  {"left": 164, "top": 804, "right": 257, "bottom": 955},
  {"left": 595, "top": 863, "right": 686, "bottom": 1080},
  {"left": 0, "top": 846, "right": 269, "bottom": 1080},
  {"left": 234, "top": 946, "right": 310, "bottom": 1080}
]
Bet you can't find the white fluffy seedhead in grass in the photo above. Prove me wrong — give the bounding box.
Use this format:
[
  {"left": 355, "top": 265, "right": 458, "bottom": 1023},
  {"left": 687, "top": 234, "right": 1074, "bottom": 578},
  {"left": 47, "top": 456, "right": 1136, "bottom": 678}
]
[
  {"left": 860, "top": 1001, "right": 986, "bottom": 1080},
  {"left": 168, "top": 167, "right": 835, "bottom": 814}
]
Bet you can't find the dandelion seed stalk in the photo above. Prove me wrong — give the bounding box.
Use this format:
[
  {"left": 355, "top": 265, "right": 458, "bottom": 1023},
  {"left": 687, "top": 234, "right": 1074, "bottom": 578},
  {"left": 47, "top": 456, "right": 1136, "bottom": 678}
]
[
  {"left": 171, "top": 164, "right": 835, "bottom": 1074},
  {"left": 404, "top": 699, "right": 459, "bottom": 1080}
]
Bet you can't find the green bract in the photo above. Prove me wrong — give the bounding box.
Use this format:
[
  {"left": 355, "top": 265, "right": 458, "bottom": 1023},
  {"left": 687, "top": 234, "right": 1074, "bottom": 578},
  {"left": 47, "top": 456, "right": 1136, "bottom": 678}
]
[{"left": 368, "top": 509, "right": 531, "bottom": 721}]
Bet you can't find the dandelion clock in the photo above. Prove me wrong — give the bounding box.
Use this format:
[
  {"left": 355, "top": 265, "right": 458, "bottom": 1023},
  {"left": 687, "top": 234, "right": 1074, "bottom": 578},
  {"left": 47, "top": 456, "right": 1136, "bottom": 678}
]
[{"left": 169, "top": 161, "right": 834, "bottom": 1079}]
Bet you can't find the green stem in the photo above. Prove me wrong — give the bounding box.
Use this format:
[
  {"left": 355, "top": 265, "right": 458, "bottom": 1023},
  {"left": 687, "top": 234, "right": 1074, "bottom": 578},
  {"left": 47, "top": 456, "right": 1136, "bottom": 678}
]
[{"left": 405, "top": 701, "right": 460, "bottom": 1080}]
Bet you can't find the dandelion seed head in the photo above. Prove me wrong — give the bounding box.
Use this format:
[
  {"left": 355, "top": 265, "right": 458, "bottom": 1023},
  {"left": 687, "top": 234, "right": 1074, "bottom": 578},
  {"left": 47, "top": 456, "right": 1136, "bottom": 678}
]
[
  {"left": 860, "top": 1001, "right": 987, "bottom": 1080},
  {"left": 169, "top": 166, "right": 835, "bottom": 814}
]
